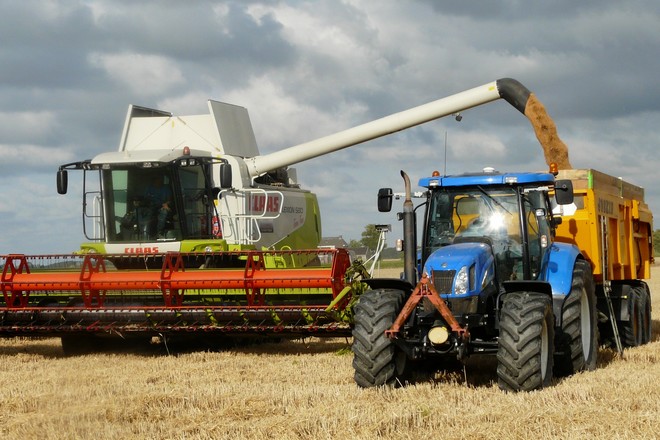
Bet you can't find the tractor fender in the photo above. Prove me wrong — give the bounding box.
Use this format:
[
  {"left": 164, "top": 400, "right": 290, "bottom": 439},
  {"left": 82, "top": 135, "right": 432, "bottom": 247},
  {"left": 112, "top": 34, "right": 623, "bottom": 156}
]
[
  {"left": 544, "top": 242, "right": 583, "bottom": 325},
  {"left": 544, "top": 242, "right": 582, "bottom": 297}
]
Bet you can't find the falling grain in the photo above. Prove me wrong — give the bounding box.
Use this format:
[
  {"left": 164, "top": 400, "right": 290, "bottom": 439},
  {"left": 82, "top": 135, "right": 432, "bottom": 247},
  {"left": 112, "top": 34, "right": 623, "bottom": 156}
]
[{"left": 525, "top": 93, "right": 572, "bottom": 170}]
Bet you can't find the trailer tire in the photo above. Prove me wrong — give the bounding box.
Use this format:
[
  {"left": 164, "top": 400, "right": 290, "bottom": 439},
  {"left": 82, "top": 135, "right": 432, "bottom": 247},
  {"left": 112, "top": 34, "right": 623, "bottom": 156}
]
[
  {"left": 352, "top": 289, "right": 409, "bottom": 388},
  {"left": 633, "top": 285, "right": 652, "bottom": 345},
  {"left": 619, "top": 286, "right": 643, "bottom": 347},
  {"left": 638, "top": 286, "right": 652, "bottom": 344},
  {"left": 497, "top": 292, "right": 554, "bottom": 392},
  {"left": 554, "top": 259, "right": 598, "bottom": 376}
]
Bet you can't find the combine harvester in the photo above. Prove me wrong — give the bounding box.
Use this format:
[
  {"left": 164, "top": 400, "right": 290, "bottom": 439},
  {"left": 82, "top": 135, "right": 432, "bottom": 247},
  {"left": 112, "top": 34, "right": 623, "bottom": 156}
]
[{"left": 0, "top": 79, "right": 653, "bottom": 391}]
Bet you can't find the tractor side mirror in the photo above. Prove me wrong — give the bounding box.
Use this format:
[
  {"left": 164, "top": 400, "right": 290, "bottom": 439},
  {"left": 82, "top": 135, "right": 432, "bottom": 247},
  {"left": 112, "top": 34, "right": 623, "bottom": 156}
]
[
  {"left": 219, "top": 163, "right": 232, "bottom": 189},
  {"left": 554, "top": 179, "right": 574, "bottom": 205},
  {"left": 57, "top": 169, "right": 68, "bottom": 195},
  {"left": 378, "top": 188, "right": 393, "bottom": 212}
]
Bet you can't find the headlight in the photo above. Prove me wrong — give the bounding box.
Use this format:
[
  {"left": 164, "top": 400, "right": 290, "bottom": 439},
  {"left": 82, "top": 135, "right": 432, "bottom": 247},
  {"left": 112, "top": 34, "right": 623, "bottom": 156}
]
[{"left": 455, "top": 266, "right": 469, "bottom": 295}]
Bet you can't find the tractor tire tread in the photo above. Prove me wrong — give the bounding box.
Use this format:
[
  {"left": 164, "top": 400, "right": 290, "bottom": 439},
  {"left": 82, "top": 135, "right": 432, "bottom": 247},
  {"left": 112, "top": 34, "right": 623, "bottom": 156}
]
[
  {"left": 554, "top": 259, "right": 598, "bottom": 376},
  {"left": 352, "top": 289, "right": 407, "bottom": 388},
  {"left": 497, "top": 292, "right": 554, "bottom": 392}
]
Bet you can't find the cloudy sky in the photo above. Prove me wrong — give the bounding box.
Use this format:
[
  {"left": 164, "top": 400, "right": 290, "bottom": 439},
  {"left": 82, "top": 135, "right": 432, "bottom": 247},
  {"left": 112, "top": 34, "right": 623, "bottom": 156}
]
[{"left": 1, "top": 0, "right": 659, "bottom": 254}]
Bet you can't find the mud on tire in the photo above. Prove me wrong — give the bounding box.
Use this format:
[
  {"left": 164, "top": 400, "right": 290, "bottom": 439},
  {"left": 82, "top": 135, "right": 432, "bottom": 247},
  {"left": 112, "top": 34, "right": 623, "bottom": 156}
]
[
  {"left": 554, "top": 259, "right": 598, "bottom": 377},
  {"left": 352, "top": 289, "right": 409, "bottom": 388},
  {"left": 497, "top": 292, "right": 554, "bottom": 392}
]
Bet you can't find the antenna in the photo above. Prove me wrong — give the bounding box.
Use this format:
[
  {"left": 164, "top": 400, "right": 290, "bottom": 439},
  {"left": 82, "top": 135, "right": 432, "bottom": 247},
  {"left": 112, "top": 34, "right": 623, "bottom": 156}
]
[{"left": 444, "top": 131, "right": 448, "bottom": 176}]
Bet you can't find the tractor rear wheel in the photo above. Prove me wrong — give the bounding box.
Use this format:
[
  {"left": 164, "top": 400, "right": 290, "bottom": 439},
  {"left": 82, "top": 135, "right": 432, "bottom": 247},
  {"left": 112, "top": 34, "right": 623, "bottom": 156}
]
[
  {"left": 497, "top": 292, "right": 554, "bottom": 392},
  {"left": 352, "top": 289, "right": 409, "bottom": 388},
  {"left": 554, "top": 259, "right": 598, "bottom": 376}
]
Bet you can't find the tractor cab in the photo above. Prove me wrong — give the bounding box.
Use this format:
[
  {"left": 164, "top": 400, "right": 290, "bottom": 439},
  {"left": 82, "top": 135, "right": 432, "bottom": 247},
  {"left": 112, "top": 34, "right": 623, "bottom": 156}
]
[
  {"left": 422, "top": 175, "right": 556, "bottom": 286},
  {"left": 417, "top": 169, "right": 570, "bottom": 282},
  {"left": 378, "top": 168, "right": 573, "bottom": 318}
]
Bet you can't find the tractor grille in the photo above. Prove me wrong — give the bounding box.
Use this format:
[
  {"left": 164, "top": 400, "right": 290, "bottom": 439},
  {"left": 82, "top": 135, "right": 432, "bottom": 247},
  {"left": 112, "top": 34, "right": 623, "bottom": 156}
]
[{"left": 432, "top": 270, "right": 455, "bottom": 294}]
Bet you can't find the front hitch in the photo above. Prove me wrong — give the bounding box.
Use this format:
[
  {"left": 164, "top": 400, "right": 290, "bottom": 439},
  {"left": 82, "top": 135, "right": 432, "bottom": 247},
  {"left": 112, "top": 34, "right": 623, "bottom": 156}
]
[{"left": 385, "top": 273, "right": 470, "bottom": 346}]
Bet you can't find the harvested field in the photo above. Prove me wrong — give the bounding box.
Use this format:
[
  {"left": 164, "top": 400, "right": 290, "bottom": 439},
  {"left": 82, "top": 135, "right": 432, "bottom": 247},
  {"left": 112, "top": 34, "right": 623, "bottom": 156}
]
[{"left": 1, "top": 267, "right": 659, "bottom": 439}]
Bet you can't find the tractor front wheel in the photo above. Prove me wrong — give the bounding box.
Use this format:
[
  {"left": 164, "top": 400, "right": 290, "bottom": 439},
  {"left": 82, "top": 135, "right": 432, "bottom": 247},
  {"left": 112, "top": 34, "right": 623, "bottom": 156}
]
[
  {"left": 352, "top": 289, "right": 409, "bottom": 388},
  {"left": 497, "top": 291, "right": 554, "bottom": 392}
]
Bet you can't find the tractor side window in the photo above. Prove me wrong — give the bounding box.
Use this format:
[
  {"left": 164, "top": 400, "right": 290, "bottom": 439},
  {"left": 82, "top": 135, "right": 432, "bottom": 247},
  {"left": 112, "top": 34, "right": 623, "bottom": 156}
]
[
  {"left": 524, "top": 198, "right": 541, "bottom": 278},
  {"left": 524, "top": 191, "right": 552, "bottom": 278},
  {"left": 426, "top": 191, "right": 455, "bottom": 250},
  {"left": 523, "top": 191, "right": 552, "bottom": 279}
]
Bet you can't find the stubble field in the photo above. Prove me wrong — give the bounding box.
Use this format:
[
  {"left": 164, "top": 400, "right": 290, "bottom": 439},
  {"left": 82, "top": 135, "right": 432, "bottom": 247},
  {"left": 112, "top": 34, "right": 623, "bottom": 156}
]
[{"left": 0, "top": 267, "right": 659, "bottom": 440}]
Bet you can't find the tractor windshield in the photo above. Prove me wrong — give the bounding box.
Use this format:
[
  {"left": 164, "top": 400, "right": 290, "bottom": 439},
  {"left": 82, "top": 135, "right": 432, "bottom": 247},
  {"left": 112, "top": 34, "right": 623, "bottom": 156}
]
[
  {"left": 426, "top": 188, "right": 520, "bottom": 245},
  {"left": 424, "top": 187, "right": 524, "bottom": 279},
  {"left": 425, "top": 185, "right": 553, "bottom": 281}
]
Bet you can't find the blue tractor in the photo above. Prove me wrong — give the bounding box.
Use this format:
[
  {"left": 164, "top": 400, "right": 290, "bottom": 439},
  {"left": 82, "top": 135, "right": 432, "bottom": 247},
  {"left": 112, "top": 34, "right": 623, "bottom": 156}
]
[{"left": 352, "top": 167, "right": 599, "bottom": 392}]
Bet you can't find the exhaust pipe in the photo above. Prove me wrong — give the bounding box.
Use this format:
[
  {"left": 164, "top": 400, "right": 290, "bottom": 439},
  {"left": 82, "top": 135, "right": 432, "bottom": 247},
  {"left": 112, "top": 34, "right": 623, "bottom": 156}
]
[{"left": 400, "top": 170, "right": 416, "bottom": 285}]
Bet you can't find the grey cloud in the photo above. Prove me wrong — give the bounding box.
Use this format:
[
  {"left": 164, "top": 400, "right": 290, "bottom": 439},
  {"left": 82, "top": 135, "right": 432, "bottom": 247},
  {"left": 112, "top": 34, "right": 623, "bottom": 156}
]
[
  {"left": 418, "top": 0, "right": 658, "bottom": 20},
  {"left": 93, "top": 2, "right": 297, "bottom": 80}
]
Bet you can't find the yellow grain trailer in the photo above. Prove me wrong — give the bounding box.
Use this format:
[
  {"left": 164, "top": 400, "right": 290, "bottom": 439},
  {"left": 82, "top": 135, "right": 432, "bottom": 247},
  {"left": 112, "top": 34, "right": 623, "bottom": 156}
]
[{"left": 554, "top": 168, "right": 653, "bottom": 348}]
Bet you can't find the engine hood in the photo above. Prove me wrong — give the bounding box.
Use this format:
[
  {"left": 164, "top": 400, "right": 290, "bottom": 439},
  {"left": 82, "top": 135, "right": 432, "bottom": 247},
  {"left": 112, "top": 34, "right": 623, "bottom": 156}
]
[{"left": 423, "top": 242, "right": 495, "bottom": 297}]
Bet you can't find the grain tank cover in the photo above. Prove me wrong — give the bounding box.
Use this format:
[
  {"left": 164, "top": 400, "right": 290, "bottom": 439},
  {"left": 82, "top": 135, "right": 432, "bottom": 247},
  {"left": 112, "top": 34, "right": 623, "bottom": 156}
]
[{"left": 117, "top": 100, "right": 259, "bottom": 158}]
